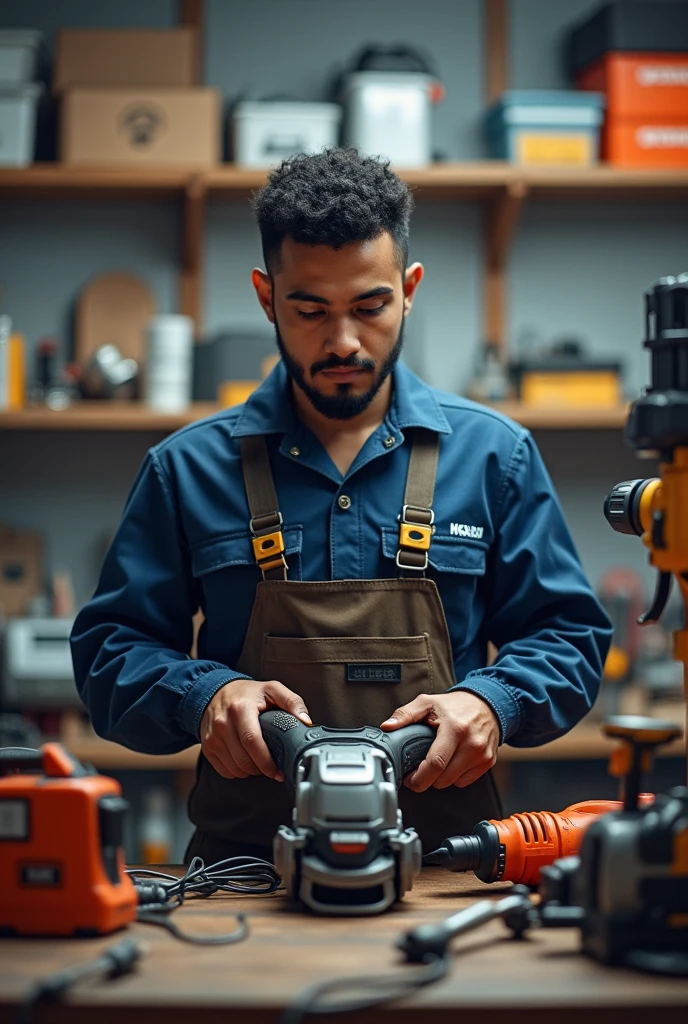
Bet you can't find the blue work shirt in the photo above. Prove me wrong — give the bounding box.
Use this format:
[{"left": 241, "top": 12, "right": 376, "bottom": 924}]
[{"left": 71, "top": 360, "right": 612, "bottom": 754}]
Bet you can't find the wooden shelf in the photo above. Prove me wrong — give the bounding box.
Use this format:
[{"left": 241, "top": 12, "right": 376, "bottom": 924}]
[
  {"left": 485, "top": 401, "right": 630, "bottom": 430},
  {"left": 0, "top": 400, "right": 631, "bottom": 432},
  {"left": 65, "top": 736, "right": 199, "bottom": 771},
  {"left": 0, "top": 164, "right": 195, "bottom": 199},
  {"left": 0, "top": 163, "right": 686, "bottom": 199},
  {"left": 0, "top": 401, "right": 220, "bottom": 431}
]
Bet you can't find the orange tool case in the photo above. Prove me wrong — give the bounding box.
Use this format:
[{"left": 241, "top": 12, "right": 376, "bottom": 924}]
[
  {"left": 0, "top": 744, "right": 137, "bottom": 936},
  {"left": 577, "top": 53, "right": 688, "bottom": 119},
  {"left": 577, "top": 52, "right": 688, "bottom": 169},
  {"left": 601, "top": 120, "right": 688, "bottom": 168}
]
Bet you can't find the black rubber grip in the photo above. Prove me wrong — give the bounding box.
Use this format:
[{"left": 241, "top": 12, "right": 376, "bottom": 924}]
[
  {"left": 0, "top": 747, "right": 43, "bottom": 775},
  {"left": 259, "top": 710, "right": 435, "bottom": 788}
]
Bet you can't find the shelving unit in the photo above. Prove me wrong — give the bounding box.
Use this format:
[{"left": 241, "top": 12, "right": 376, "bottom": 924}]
[
  {"left": 0, "top": 398, "right": 631, "bottom": 432},
  {"left": 2, "top": 0, "right": 686, "bottom": 792}
]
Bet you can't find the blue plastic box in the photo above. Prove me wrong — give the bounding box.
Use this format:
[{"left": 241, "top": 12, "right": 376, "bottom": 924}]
[{"left": 485, "top": 90, "right": 605, "bottom": 165}]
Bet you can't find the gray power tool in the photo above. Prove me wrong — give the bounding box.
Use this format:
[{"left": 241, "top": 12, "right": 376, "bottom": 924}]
[{"left": 258, "top": 709, "right": 435, "bottom": 915}]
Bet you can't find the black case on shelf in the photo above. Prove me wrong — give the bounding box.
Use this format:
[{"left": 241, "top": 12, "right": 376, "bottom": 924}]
[{"left": 567, "top": 2, "right": 688, "bottom": 79}]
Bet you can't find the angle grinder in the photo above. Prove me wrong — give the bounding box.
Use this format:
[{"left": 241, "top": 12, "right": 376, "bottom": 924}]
[{"left": 259, "top": 709, "right": 435, "bottom": 915}]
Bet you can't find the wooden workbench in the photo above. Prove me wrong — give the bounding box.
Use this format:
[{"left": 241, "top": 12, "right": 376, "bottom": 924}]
[{"left": 1, "top": 869, "right": 687, "bottom": 1023}]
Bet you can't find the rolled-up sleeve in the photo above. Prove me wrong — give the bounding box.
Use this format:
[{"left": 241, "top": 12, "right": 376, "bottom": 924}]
[
  {"left": 70, "top": 449, "right": 250, "bottom": 753},
  {"left": 455, "top": 431, "right": 612, "bottom": 746}
]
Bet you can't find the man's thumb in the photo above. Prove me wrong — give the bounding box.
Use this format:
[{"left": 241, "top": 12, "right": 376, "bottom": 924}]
[
  {"left": 380, "top": 701, "right": 421, "bottom": 731},
  {"left": 266, "top": 681, "right": 312, "bottom": 725}
]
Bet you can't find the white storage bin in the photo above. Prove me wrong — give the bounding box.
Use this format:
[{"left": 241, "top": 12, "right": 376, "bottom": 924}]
[
  {"left": 145, "top": 315, "right": 194, "bottom": 412},
  {"left": 0, "top": 84, "right": 41, "bottom": 166},
  {"left": 0, "top": 30, "right": 43, "bottom": 83},
  {"left": 232, "top": 102, "right": 341, "bottom": 168},
  {"left": 342, "top": 71, "right": 433, "bottom": 167}
]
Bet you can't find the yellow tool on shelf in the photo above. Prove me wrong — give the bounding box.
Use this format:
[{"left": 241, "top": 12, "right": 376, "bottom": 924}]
[{"left": 604, "top": 273, "right": 688, "bottom": 776}]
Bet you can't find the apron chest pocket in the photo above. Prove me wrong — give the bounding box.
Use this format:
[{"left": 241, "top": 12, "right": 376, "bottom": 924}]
[
  {"left": 191, "top": 526, "right": 304, "bottom": 580},
  {"left": 260, "top": 633, "right": 436, "bottom": 729}
]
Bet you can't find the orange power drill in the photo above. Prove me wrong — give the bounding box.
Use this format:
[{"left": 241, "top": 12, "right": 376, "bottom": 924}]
[{"left": 425, "top": 796, "right": 654, "bottom": 885}]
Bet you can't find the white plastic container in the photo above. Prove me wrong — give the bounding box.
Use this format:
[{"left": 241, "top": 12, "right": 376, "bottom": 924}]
[
  {"left": 232, "top": 101, "right": 342, "bottom": 167},
  {"left": 0, "top": 30, "right": 43, "bottom": 83},
  {"left": 145, "top": 315, "right": 194, "bottom": 412},
  {"left": 0, "top": 83, "right": 41, "bottom": 166},
  {"left": 342, "top": 71, "right": 433, "bottom": 167}
]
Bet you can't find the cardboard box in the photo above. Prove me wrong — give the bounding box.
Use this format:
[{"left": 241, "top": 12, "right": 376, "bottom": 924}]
[
  {"left": 60, "top": 88, "right": 221, "bottom": 166},
  {"left": 578, "top": 53, "right": 688, "bottom": 120},
  {"left": 54, "top": 29, "right": 197, "bottom": 92}
]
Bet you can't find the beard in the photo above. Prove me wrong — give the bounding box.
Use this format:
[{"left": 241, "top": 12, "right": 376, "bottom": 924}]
[{"left": 274, "top": 316, "right": 405, "bottom": 421}]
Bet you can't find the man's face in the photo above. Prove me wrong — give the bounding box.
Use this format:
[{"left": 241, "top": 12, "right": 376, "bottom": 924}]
[{"left": 252, "top": 232, "right": 422, "bottom": 420}]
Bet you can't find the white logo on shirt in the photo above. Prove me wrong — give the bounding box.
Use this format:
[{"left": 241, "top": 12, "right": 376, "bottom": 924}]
[{"left": 450, "top": 523, "right": 484, "bottom": 539}]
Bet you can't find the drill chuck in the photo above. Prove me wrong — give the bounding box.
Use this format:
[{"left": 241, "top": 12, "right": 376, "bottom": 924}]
[
  {"left": 426, "top": 820, "right": 501, "bottom": 882},
  {"left": 603, "top": 479, "right": 649, "bottom": 537},
  {"left": 430, "top": 834, "right": 483, "bottom": 872}
]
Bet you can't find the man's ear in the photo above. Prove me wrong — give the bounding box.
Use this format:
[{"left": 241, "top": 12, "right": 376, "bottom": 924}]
[
  {"left": 402, "top": 262, "right": 424, "bottom": 316},
  {"left": 252, "top": 268, "right": 274, "bottom": 323}
]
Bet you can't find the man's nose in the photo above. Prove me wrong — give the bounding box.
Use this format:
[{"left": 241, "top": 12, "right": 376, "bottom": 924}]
[{"left": 324, "top": 318, "right": 361, "bottom": 359}]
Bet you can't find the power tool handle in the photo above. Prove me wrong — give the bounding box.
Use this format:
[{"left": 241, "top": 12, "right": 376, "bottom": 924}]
[
  {"left": 259, "top": 711, "right": 310, "bottom": 776},
  {"left": 380, "top": 723, "right": 435, "bottom": 782},
  {"left": 258, "top": 711, "right": 436, "bottom": 786}
]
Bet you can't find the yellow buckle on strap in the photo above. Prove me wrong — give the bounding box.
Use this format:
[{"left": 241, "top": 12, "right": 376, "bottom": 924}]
[
  {"left": 399, "top": 522, "right": 433, "bottom": 551},
  {"left": 251, "top": 530, "right": 285, "bottom": 563},
  {"left": 249, "top": 510, "right": 288, "bottom": 577},
  {"left": 396, "top": 504, "right": 435, "bottom": 572}
]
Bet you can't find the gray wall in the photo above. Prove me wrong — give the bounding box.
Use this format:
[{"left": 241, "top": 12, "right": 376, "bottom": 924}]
[{"left": 1, "top": 0, "right": 686, "bottom": 608}]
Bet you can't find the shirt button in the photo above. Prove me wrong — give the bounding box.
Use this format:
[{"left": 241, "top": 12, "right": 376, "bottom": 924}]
[
  {"left": 289, "top": 446, "right": 300, "bottom": 457},
  {"left": 383, "top": 435, "right": 396, "bottom": 448},
  {"left": 338, "top": 495, "right": 352, "bottom": 510}
]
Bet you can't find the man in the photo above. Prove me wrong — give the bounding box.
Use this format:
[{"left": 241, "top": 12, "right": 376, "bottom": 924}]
[{"left": 71, "top": 148, "right": 611, "bottom": 863}]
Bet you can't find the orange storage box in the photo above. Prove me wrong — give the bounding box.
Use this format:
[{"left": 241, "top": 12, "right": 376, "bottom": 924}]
[
  {"left": 603, "top": 119, "right": 688, "bottom": 168},
  {"left": 577, "top": 52, "right": 688, "bottom": 119}
]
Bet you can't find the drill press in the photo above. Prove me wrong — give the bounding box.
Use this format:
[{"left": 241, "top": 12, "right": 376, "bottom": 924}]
[{"left": 604, "top": 272, "right": 688, "bottom": 773}]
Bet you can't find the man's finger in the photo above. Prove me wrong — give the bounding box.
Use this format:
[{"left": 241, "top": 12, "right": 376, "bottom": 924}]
[
  {"left": 404, "top": 723, "right": 457, "bottom": 792},
  {"left": 453, "top": 764, "right": 490, "bottom": 789},
  {"left": 225, "top": 722, "right": 264, "bottom": 778},
  {"left": 264, "top": 681, "right": 311, "bottom": 725},
  {"left": 204, "top": 747, "right": 247, "bottom": 780},
  {"left": 430, "top": 745, "right": 473, "bottom": 789},
  {"left": 380, "top": 695, "right": 432, "bottom": 731},
  {"left": 233, "top": 703, "right": 284, "bottom": 781}
]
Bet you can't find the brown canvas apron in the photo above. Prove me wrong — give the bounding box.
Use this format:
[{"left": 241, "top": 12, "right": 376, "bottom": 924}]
[{"left": 187, "top": 428, "right": 501, "bottom": 860}]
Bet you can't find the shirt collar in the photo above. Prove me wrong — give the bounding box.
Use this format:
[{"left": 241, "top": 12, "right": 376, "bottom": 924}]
[{"left": 230, "top": 358, "right": 451, "bottom": 438}]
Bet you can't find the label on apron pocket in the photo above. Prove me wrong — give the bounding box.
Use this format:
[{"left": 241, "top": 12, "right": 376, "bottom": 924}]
[{"left": 346, "top": 664, "right": 402, "bottom": 683}]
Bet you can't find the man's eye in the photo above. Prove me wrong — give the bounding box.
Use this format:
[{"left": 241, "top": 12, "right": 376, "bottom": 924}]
[
  {"left": 297, "top": 310, "right": 324, "bottom": 320},
  {"left": 358, "top": 305, "right": 385, "bottom": 317}
]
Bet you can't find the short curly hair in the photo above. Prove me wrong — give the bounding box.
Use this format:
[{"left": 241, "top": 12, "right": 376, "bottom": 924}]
[{"left": 252, "top": 147, "right": 414, "bottom": 274}]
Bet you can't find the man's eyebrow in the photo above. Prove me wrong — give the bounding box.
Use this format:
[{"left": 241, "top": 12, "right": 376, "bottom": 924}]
[
  {"left": 285, "top": 289, "right": 330, "bottom": 304},
  {"left": 285, "top": 286, "right": 395, "bottom": 305},
  {"left": 351, "top": 286, "right": 394, "bottom": 302}
]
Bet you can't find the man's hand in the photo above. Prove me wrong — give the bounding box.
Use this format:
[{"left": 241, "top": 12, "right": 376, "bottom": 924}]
[
  {"left": 380, "top": 691, "right": 500, "bottom": 792},
  {"left": 200, "top": 679, "right": 311, "bottom": 781}
]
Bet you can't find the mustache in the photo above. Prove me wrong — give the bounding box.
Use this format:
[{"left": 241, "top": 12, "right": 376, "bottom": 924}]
[{"left": 310, "top": 354, "right": 376, "bottom": 376}]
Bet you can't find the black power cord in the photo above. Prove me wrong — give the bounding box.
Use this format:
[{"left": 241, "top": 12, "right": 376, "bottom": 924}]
[
  {"left": 279, "top": 953, "right": 448, "bottom": 1024},
  {"left": 15, "top": 938, "right": 145, "bottom": 1024},
  {"left": 126, "top": 855, "right": 281, "bottom": 945},
  {"left": 280, "top": 892, "right": 534, "bottom": 1023}
]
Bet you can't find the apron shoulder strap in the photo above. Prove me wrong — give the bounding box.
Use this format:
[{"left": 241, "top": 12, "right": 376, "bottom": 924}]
[
  {"left": 396, "top": 427, "right": 440, "bottom": 574},
  {"left": 240, "top": 435, "right": 288, "bottom": 581}
]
